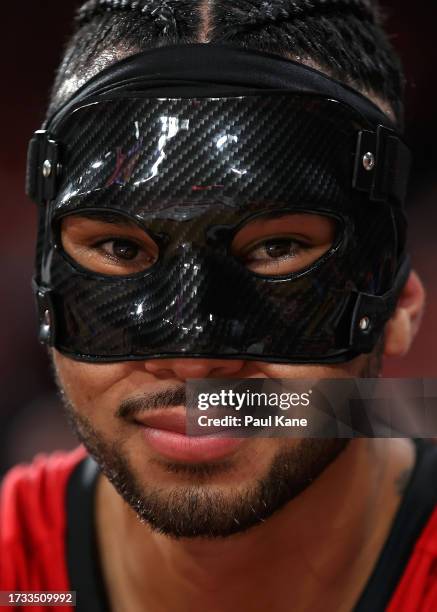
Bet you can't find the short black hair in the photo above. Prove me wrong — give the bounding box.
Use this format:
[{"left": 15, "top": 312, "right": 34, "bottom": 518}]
[{"left": 49, "top": 0, "right": 405, "bottom": 123}]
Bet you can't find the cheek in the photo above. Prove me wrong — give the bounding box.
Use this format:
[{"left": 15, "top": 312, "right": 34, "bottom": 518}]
[{"left": 52, "top": 350, "right": 136, "bottom": 417}]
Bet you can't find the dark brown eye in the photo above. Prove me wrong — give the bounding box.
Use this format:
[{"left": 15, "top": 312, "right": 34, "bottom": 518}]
[
  {"left": 263, "top": 239, "right": 297, "bottom": 259},
  {"left": 108, "top": 240, "right": 140, "bottom": 261}
]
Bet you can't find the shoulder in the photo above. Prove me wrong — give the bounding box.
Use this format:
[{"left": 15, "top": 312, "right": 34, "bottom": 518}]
[
  {"left": 0, "top": 446, "right": 87, "bottom": 590},
  {"left": 387, "top": 441, "right": 437, "bottom": 611},
  {"left": 388, "top": 504, "right": 437, "bottom": 611},
  {"left": 0, "top": 447, "right": 87, "bottom": 540}
]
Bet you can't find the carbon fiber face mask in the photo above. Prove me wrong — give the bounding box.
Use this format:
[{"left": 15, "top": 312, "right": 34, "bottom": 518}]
[{"left": 26, "top": 44, "right": 411, "bottom": 364}]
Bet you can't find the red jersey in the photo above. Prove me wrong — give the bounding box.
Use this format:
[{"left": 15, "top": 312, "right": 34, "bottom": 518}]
[
  {"left": 0, "top": 448, "right": 86, "bottom": 612},
  {"left": 2, "top": 441, "right": 437, "bottom": 611}
]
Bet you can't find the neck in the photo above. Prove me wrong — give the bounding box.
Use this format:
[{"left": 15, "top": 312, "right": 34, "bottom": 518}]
[{"left": 96, "top": 438, "right": 414, "bottom": 612}]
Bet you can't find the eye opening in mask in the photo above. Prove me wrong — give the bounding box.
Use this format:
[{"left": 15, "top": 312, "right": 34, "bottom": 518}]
[
  {"left": 230, "top": 210, "right": 342, "bottom": 279},
  {"left": 55, "top": 209, "right": 162, "bottom": 279}
]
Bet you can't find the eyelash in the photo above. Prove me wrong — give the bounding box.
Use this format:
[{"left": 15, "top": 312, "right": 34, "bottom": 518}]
[
  {"left": 92, "top": 237, "right": 143, "bottom": 261},
  {"left": 242, "top": 237, "right": 310, "bottom": 260}
]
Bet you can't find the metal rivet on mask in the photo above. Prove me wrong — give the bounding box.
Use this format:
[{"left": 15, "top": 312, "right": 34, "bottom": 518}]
[
  {"left": 42, "top": 159, "right": 52, "bottom": 178},
  {"left": 40, "top": 308, "right": 51, "bottom": 338},
  {"left": 44, "top": 309, "right": 51, "bottom": 326},
  {"left": 359, "top": 316, "right": 371, "bottom": 331},
  {"left": 362, "top": 152, "right": 375, "bottom": 171}
]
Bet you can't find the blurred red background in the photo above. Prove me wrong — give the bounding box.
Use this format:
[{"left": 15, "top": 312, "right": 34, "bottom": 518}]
[{"left": 0, "top": 1, "right": 436, "bottom": 472}]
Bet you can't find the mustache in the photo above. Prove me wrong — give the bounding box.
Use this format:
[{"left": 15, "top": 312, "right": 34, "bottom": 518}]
[{"left": 117, "top": 385, "right": 186, "bottom": 419}]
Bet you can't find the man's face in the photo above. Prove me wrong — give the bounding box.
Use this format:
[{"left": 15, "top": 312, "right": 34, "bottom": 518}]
[{"left": 52, "top": 210, "right": 383, "bottom": 538}]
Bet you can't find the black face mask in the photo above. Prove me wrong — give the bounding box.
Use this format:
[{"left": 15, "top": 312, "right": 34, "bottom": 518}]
[{"left": 26, "top": 44, "right": 411, "bottom": 364}]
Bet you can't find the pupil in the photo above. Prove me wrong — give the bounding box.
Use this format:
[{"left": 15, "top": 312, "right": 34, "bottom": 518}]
[
  {"left": 265, "top": 240, "right": 291, "bottom": 258},
  {"left": 113, "top": 240, "right": 138, "bottom": 260}
]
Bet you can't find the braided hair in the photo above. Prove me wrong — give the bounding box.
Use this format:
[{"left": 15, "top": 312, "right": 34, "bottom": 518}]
[
  {"left": 77, "top": 0, "right": 184, "bottom": 34},
  {"left": 49, "top": 0, "right": 404, "bottom": 122}
]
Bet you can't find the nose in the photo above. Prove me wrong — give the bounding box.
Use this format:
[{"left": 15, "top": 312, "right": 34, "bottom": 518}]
[{"left": 144, "top": 358, "right": 245, "bottom": 380}]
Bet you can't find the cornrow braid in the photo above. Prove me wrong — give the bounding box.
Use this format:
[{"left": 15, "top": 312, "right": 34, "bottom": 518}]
[
  {"left": 76, "top": 0, "right": 174, "bottom": 26},
  {"left": 78, "top": 0, "right": 177, "bottom": 35},
  {"left": 217, "top": 0, "right": 379, "bottom": 31}
]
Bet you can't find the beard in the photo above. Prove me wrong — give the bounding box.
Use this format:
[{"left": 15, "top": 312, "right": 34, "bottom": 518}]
[{"left": 55, "top": 344, "right": 382, "bottom": 539}]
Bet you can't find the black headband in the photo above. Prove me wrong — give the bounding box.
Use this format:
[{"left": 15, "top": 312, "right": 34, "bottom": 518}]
[{"left": 46, "top": 42, "right": 397, "bottom": 132}]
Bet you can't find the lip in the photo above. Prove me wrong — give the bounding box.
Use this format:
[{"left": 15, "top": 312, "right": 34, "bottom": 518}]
[
  {"left": 135, "top": 410, "right": 187, "bottom": 434},
  {"left": 134, "top": 409, "right": 245, "bottom": 463}
]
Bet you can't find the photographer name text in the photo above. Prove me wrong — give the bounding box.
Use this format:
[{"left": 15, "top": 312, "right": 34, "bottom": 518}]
[{"left": 197, "top": 415, "right": 308, "bottom": 428}]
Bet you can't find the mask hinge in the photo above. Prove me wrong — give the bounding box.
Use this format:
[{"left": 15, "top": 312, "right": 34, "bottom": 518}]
[
  {"left": 26, "top": 130, "right": 60, "bottom": 205},
  {"left": 348, "top": 256, "right": 411, "bottom": 353},
  {"left": 348, "top": 292, "right": 389, "bottom": 353},
  {"left": 352, "top": 125, "right": 411, "bottom": 206}
]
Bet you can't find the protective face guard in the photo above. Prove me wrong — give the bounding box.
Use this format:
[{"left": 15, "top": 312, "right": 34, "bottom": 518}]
[{"left": 26, "top": 44, "right": 411, "bottom": 364}]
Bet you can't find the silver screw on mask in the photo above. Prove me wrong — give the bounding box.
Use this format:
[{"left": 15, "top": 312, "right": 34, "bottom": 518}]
[
  {"left": 362, "top": 152, "right": 375, "bottom": 171},
  {"left": 40, "top": 309, "right": 51, "bottom": 343},
  {"left": 359, "top": 316, "right": 371, "bottom": 331},
  {"left": 42, "top": 159, "right": 52, "bottom": 178}
]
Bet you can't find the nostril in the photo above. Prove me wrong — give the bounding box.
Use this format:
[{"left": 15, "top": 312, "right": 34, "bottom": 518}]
[
  {"left": 210, "top": 361, "right": 246, "bottom": 377},
  {"left": 143, "top": 358, "right": 246, "bottom": 380},
  {"left": 149, "top": 368, "right": 175, "bottom": 379},
  {"left": 143, "top": 360, "right": 175, "bottom": 378}
]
